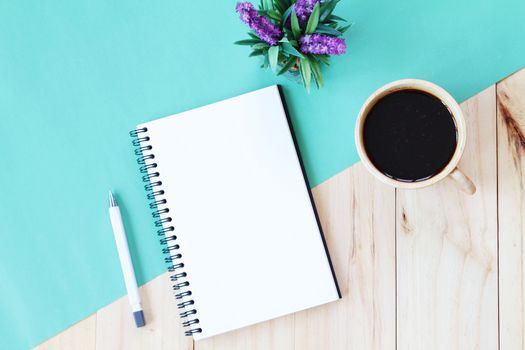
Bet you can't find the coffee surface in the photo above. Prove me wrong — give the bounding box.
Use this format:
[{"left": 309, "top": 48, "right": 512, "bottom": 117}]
[{"left": 363, "top": 89, "right": 457, "bottom": 182}]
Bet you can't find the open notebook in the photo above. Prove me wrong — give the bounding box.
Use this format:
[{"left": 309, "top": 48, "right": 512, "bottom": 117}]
[{"left": 130, "top": 86, "right": 340, "bottom": 340}]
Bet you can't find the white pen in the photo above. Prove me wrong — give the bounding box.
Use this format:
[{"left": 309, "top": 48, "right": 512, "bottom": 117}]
[{"left": 108, "top": 191, "right": 145, "bottom": 327}]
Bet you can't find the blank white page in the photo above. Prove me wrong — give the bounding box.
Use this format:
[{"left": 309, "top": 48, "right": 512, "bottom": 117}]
[{"left": 138, "top": 86, "right": 340, "bottom": 340}]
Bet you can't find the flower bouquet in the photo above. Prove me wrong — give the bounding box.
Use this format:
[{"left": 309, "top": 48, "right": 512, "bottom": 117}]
[{"left": 235, "top": 0, "right": 350, "bottom": 92}]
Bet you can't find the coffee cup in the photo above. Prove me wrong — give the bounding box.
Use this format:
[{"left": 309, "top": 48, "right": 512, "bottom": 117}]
[{"left": 355, "top": 79, "right": 476, "bottom": 194}]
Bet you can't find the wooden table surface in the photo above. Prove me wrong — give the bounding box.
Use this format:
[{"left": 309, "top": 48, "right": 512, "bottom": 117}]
[{"left": 36, "top": 68, "right": 525, "bottom": 350}]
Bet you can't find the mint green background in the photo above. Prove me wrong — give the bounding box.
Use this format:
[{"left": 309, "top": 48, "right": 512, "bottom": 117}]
[{"left": 0, "top": 0, "right": 524, "bottom": 348}]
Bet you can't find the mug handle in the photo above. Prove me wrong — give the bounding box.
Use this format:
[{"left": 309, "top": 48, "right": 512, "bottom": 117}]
[{"left": 448, "top": 168, "right": 476, "bottom": 195}]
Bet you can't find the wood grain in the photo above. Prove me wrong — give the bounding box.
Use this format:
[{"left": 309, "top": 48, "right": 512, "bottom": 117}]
[
  {"left": 196, "top": 314, "right": 293, "bottom": 350},
  {"left": 497, "top": 68, "right": 525, "bottom": 350},
  {"left": 293, "top": 164, "right": 396, "bottom": 350},
  {"left": 95, "top": 274, "right": 192, "bottom": 350},
  {"left": 396, "top": 86, "right": 498, "bottom": 349},
  {"left": 35, "top": 314, "right": 96, "bottom": 350},
  {"left": 34, "top": 274, "right": 192, "bottom": 350}
]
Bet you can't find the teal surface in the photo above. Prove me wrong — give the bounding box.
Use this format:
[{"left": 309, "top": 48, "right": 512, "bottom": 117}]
[{"left": 0, "top": 0, "right": 524, "bottom": 348}]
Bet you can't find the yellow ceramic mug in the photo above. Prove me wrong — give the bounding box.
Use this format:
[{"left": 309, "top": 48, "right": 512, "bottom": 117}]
[{"left": 355, "top": 79, "right": 476, "bottom": 194}]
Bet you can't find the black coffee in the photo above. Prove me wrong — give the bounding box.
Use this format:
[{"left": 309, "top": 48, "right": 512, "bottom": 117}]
[{"left": 363, "top": 89, "right": 457, "bottom": 182}]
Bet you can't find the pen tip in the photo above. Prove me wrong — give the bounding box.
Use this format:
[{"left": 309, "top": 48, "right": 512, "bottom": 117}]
[{"left": 109, "top": 191, "right": 117, "bottom": 207}]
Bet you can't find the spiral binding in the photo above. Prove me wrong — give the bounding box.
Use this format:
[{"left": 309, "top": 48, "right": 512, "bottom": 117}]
[{"left": 130, "top": 127, "right": 202, "bottom": 336}]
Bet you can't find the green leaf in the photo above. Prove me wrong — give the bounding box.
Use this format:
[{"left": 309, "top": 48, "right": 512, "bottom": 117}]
[
  {"left": 252, "top": 43, "right": 270, "bottom": 50},
  {"left": 280, "top": 0, "right": 292, "bottom": 9},
  {"left": 299, "top": 58, "right": 311, "bottom": 92},
  {"left": 307, "top": 56, "right": 323, "bottom": 88},
  {"left": 317, "top": 54, "right": 331, "bottom": 65},
  {"left": 328, "top": 14, "right": 347, "bottom": 22},
  {"left": 291, "top": 9, "right": 301, "bottom": 39},
  {"left": 261, "top": 53, "right": 270, "bottom": 68},
  {"left": 249, "top": 50, "right": 265, "bottom": 57},
  {"left": 338, "top": 23, "right": 353, "bottom": 33},
  {"left": 248, "top": 32, "right": 260, "bottom": 40},
  {"left": 274, "top": 0, "right": 286, "bottom": 14},
  {"left": 281, "top": 42, "right": 304, "bottom": 58},
  {"left": 234, "top": 39, "right": 263, "bottom": 46},
  {"left": 277, "top": 57, "right": 297, "bottom": 75},
  {"left": 315, "top": 24, "right": 342, "bottom": 36},
  {"left": 268, "top": 45, "right": 279, "bottom": 73},
  {"left": 320, "top": 0, "right": 340, "bottom": 22},
  {"left": 263, "top": 0, "right": 273, "bottom": 11},
  {"left": 266, "top": 9, "right": 281, "bottom": 21},
  {"left": 281, "top": 4, "right": 294, "bottom": 24},
  {"left": 280, "top": 0, "right": 293, "bottom": 13},
  {"left": 305, "top": 3, "right": 320, "bottom": 34},
  {"left": 284, "top": 28, "right": 295, "bottom": 41}
]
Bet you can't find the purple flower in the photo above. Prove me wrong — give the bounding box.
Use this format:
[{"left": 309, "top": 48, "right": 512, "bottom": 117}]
[
  {"left": 294, "top": 0, "right": 320, "bottom": 25},
  {"left": 236, "top": 2, "right": 283, "bottom": 46},
  {"left": 299, "top": 34, "right": 346, "bottom": 55}
]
